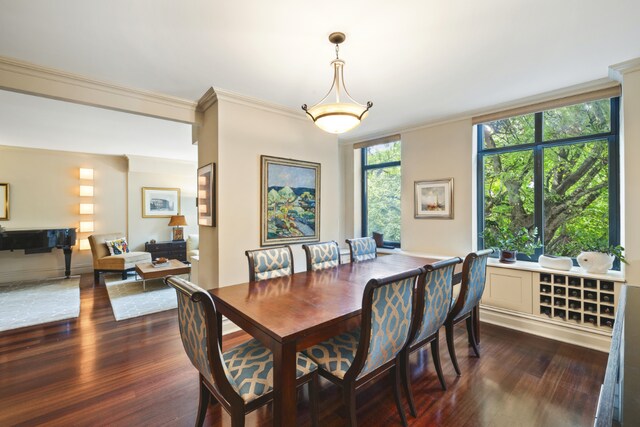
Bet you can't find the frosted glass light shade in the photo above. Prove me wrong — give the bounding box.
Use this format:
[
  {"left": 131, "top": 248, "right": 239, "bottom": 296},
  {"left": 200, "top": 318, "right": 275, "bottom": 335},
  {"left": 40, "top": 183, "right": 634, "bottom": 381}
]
[
  {"left": 79, "top": 221, "right": 94, "bottom": 232},
  {"left": 79, "top": 168, "right": 94, "bottom": 180},
  {"left": 79, "top": 185, "right": 94, "bottom": 197},
  {"left": 79, "top": 239, "right": 91, "bottom": 250},
  {"left": 306, "top": 103, "right": 369, "bottom": 134},
  {"left": 80, "top": 203, "right": 94, "bottom": 214}
]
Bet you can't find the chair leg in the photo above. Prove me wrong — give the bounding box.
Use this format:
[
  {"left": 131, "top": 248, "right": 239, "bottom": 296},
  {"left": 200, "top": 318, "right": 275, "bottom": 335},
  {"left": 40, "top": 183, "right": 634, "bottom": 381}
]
[
  {"left": 343, "top": 383, "right": 357, "bottom": 427},
  {"left": 400, "top": 349, "right": 417, "bottom": 417},
  {"left": 466, "top": 316, "right": 480, "bottom": 357},
  {"left": 195, "top": 378, "right": 211, "bottom": 427},
  {"left": 121, "top": 270, "right": 128, "bottom": 280},
  {"left": 445, "top": 321, "right": 461, "bottom": 376},
  {"left": 431, "top": 334, "right": 447, "bottom": 390},
  {"left": 308, "top": 373, "right": 320, "bottom": 427},
  {"left": 94, "top": 270, "right": 100, "bottom": 284},
  {"left": 391, "top": 363, "right": 408, "bottom": 427},
  {"left": 230, "top": 410, "right": 245, "bottom": 427}
]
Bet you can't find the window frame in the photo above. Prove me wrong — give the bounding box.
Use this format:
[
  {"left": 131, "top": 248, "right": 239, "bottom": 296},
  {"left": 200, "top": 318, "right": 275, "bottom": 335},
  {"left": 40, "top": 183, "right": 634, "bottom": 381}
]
[
  {"left": 361, "top": 143, "right": 401, "bottom": 248},
  {"left": 476, "top": 97, "right": 620, "bottom": 266}
]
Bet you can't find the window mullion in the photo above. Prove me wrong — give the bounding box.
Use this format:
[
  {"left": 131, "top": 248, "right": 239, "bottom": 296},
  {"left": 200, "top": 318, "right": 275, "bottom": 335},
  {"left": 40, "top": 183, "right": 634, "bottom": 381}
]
[{"left": 533, "top": 112, "right": 545, "bottom": 259}]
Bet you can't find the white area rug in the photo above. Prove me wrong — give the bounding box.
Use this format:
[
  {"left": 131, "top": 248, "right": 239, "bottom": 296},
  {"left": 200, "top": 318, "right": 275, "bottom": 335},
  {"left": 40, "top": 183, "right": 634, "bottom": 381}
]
[
  {"left": 0, "top": 277, "right": 80, "bottom": 332},
  {"left": 104, "top": 274, "right": 181, "bottom": 321}
]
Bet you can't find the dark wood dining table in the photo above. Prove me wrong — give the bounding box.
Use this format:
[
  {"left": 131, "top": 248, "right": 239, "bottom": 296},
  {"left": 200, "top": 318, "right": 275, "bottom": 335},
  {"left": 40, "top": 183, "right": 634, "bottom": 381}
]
[{"left": 209, "top": 253, "right": 463, "bottom": 426}]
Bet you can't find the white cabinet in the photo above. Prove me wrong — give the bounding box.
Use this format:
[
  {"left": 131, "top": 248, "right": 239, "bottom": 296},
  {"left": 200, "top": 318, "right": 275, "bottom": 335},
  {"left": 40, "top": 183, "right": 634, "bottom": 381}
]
[{"left": 482, "top": 267, "right": 533, "bottom": 313}]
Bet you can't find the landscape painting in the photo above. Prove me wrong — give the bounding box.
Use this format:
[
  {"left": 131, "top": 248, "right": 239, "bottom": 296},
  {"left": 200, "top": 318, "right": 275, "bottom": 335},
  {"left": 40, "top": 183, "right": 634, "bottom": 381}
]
[
  {"left": 261, "top": 155, "right": 320, "bottom": 246},
  {"left": 414, "top": 178, "right": 454, "bottom": 219}
]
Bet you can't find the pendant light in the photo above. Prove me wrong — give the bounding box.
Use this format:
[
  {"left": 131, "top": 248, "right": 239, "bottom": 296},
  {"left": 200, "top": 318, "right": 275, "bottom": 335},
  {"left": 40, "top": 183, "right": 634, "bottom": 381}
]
[{"left": 302, "top": 32, "right": 372, "bottom": 134}]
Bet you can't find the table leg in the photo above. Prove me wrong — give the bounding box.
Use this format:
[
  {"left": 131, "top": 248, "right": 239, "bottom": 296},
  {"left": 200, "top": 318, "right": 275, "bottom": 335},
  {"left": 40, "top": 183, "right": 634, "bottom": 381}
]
[
  {"left": 143, "top": 279, "right": 146, "bottom": 292},
  {"left": 272, "top": 341, "right": 297, "bottom": 427}
]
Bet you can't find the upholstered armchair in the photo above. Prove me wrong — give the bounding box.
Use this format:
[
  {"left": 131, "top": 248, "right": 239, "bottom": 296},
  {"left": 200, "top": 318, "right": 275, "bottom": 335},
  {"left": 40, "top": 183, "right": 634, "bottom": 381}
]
[
  {"left": 345, "top": 237, "right": 377, "bottom": 263},
  {"left": 88, "top": 233, "right": 151, "bottom": 283}
]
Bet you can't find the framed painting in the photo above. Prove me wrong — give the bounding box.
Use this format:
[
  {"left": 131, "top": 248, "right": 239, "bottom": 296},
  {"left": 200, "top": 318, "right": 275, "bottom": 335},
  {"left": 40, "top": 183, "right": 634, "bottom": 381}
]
[
  {"left": 197, "top": 163, "right": 216, "bottom": 226},
  {"left": 414, "top": 178, "right": 454, "bottom": 219},
  {"left": 261, "top": 155, "right": 320, "bottom": 246},
  {"left": 142, "top": 187, "right": 181, "bottom": 218},
  {"left": 0, "top": 183, "right": 8, "bottom": 220}
]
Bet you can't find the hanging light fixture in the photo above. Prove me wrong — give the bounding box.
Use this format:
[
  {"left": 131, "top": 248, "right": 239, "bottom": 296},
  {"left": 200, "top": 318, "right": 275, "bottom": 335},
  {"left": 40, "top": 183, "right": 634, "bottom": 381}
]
[{"left": 302, "top": 32, "right": 372, "bottom": 134}]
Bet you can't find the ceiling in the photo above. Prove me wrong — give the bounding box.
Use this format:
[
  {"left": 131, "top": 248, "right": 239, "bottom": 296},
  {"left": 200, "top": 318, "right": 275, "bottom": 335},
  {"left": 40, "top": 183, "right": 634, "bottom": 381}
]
[{"left": 1, "top": 0, "right": 639, "bottom": 156}]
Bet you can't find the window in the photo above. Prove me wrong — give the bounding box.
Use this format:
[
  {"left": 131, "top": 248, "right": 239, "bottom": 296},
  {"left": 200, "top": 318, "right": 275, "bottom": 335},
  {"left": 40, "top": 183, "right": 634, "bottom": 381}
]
[
  {"left": 477, "top": 97, "right": 620, "bottom": 265},
  {"left": 361, "top": 140, "right": 401, "bottom": 247}
]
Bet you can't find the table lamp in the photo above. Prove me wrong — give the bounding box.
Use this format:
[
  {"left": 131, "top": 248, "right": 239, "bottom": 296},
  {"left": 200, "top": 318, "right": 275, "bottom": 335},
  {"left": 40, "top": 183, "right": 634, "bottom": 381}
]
[{"left": 168, "top": 215, "right": 187, "bottom": 241}]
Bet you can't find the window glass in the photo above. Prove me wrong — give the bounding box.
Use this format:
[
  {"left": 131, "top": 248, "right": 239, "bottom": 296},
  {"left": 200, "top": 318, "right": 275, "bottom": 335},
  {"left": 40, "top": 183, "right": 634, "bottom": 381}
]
[
  {"left": 482, "top": 114, "right": 535, "bottom": 149},
  {"left": 543, "top": 99, "right": 610, "bottom": 141},
  {"left": 365, "top": 165, "right": 401, "bottom": 243},
  {"left": 365, "top": 141, "right": 401, "bottom": 165}
]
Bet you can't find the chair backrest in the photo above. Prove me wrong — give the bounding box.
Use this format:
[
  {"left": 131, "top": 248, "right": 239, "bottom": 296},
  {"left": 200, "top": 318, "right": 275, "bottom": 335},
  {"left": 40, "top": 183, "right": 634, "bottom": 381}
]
[
  {"left": 165, "top": 276, "right": 238, "bottom": 399},
  {"left": 88, "top": 232, "right": 125, "bottom": 264},
  {"left": 410, "top": 257, "right": 462, "bottom": 346},
  {"left": 346, "top": 237, "right": 377, "bottom": 263},
  {"left": 346, "top": 267, "right": 423, "bottom": 381},
  {"left": 302, "top": 241, "right": 341, "bottom": 271},
  {"left": 245, "top": 246, "right": 294, "bottom": 282},
  {"left": 450, "top": 249, "right": 493, "bottom": 321}
]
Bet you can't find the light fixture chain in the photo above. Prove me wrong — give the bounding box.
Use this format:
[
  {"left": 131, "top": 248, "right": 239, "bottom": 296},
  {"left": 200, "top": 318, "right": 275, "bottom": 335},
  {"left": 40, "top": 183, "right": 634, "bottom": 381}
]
[{"left": 335, "top": 43, "right": 339, "bottom": 59}]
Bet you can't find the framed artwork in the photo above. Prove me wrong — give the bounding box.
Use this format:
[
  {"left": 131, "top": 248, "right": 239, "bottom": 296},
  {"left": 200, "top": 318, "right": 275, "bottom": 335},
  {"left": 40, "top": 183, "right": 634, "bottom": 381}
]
[
  {"left": 0, "top": 183, "right": 8, "bottom": 220},
  {"left": 197, "top": 163, "right": 216, "bottom": 226},
  {"left": 142, "top": 187, "right": 181, "bottom": 218},
  {"left": 261, "top": 155, "right": 320, "bottom": 246},
  {"left": 414, "top": 178, "right": 454, "bottom": 219}
]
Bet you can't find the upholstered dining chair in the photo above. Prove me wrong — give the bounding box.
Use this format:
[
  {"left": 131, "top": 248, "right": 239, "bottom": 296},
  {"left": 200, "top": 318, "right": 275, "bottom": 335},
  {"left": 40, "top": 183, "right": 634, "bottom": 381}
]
[
  {"left": 400, "top": 257, "right": 462, "bottom": 418},
  {"left": 444, "top": 249, "right": 493, "bottom": 376},
  {"left": 345, "top": 237, "right": 377, "bottom": 263},
  {"left": 244, "top": 246, "right": 294, "bottom": 282},
  {"left": 305, "top": 267, "right": 424, "bottom": 427},
  {"left": 165, "top": 275, "right": 319, "bottom": 427},
  {"left": 302, "top": 241, "right": 341, "bottom": 271}
]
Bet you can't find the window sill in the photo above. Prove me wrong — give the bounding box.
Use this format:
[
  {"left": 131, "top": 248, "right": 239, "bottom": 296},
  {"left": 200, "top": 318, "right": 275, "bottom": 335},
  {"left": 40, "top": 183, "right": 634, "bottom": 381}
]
[{"left": 487, "top": 257, "right": 625, "bottom": 282}]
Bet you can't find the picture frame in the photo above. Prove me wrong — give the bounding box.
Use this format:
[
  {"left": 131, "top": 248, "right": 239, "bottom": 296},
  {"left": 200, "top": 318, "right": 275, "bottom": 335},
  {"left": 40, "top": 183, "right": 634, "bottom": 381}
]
[
  {"left": 414, "top": 178, "right": 454, "bottom": 219},
  {"left": 142, "top": 187, "right": 181, "bottom": 218},
  {"left": 197, "top": 163, "right": 216, "bottom": 227},
  {"left": 0, "top": 183, "right": 8, "bottom": 220},
  {"left": 261, "top": 155, "right": 320, "bottom": 246}
]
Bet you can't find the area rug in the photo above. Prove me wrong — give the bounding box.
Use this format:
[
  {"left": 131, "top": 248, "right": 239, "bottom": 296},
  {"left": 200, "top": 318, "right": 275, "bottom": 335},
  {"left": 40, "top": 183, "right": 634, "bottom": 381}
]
[
  {"left": 104, "top": 274, "right": 182, "bottom": 321},
  {"left": 0, "top": 277, "right": 80, "bottom": 332}
]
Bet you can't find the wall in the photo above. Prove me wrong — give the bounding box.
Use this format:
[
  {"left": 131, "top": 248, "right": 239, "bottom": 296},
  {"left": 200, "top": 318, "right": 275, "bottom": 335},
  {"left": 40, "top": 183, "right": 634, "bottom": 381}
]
[
  {"left": 126, "top": 155, "right": 197, "bottom": 251},
  {"left": 0, "top": 146, "right": 127, "bottom": 282}
]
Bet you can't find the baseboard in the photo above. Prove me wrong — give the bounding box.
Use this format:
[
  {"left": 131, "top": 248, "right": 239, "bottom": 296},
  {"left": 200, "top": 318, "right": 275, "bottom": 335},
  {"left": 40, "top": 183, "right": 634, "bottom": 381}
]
[
  {"left": 222, "top": 317, "right": 241, "bottom": 335},
  {"left": 0, "top": 264, "right": 94, "bottom": 284},
  {"left": 480, "top": 305, "right": 612, "bottom": 353}
]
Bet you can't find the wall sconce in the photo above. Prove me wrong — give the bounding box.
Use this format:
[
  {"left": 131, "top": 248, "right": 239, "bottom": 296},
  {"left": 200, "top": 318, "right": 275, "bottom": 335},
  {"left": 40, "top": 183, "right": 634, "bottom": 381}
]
[
  {"left": 79, "top": 239, "right": 91, "bottom": 250},
  {"left": 79, "top": 167, "right": 95, "bottom": 249},
  {"left": 79, "top": 185, "right": 94, "bottom": 197},
  {"left": 79, "top": 168, "right": 94, "bottom": 180},
  {"left": 80, "top": 203, "right": 94, "bottom": 214},
  {"left": 79, "top": 221, "right": 94, "bottom": 233}
]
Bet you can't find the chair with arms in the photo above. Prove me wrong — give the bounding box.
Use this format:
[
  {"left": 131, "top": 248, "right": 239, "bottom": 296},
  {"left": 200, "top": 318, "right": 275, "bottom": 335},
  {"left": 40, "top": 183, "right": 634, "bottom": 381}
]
[
  {"left": 244, "top": 246, "right": 294, "bottom": 282},
  {"left": 302, "top": 240, "right": 341, "bottom": 271},
  {"left": 88, "top": 232, "right": 151, "bottom": 283},
  {"left": 305, "top": 267, "right": 424, "bottom": 427},
  {"left": 165, "top": 275, "right": 319, "bottom": 427},
  {"left": 444, "top": 249, "right": 493, "bottom": 375},
  {"left": 345, "top": 237, "right": 377, "bottom": 263},
  {"left": 400, "top": 257, "right": 462, "bottom": 417}
]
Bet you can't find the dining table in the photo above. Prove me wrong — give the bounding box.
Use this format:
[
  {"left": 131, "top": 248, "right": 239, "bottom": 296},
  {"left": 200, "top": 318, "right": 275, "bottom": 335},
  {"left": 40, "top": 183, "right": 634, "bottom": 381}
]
[{"left": 209, "top": 253, "right": 464, "bottom": 426}]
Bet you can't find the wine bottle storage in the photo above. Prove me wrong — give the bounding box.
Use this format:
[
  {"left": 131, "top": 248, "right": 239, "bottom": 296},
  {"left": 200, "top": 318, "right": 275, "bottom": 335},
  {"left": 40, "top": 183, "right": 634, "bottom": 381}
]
[{"left": 535, "top": 272, "right": 619, "bottom": 331}]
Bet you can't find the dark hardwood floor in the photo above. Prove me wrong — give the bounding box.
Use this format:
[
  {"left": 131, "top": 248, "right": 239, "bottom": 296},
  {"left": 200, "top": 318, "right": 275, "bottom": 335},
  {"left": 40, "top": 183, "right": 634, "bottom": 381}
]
[{"left": 0, "top": 274, "right": 607, "bottom": 426}]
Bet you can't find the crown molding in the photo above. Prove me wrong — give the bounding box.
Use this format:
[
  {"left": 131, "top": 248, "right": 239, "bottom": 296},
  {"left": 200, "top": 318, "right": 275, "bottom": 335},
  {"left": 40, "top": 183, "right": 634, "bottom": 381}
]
[
  {"left": 213, "top": 88, "right": 307, "bottom": 121},
  {"left": 0, "top": 55, "right": 197, "bottom": 124},
  {"left": 609, "top": 57, "right": 640, "bottom": 82}
]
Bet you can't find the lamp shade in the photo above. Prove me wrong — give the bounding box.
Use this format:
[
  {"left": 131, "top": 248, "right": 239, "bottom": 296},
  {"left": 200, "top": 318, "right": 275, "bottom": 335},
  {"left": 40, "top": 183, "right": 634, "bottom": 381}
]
[{"left": 168, "top": 215, "right": 187, "bottom": 227}]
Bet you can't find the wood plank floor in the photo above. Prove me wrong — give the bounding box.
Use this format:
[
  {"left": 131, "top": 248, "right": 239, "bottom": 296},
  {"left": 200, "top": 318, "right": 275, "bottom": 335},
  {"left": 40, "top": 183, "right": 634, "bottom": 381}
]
[{"left": 0, "top": 274, "right": 607, "bottom": 426}]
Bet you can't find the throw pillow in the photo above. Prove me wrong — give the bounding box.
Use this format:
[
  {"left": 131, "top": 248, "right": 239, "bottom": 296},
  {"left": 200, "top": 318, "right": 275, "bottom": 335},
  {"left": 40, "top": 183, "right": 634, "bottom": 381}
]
[{"left": 105, "top": 237, "right": 130, "bottom": 255}]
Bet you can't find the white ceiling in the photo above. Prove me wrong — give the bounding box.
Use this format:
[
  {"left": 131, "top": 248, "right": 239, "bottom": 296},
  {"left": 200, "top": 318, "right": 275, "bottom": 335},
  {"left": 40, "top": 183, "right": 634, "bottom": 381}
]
[{"left": 1, "top": 0, "right": 639, "bottom": 154}]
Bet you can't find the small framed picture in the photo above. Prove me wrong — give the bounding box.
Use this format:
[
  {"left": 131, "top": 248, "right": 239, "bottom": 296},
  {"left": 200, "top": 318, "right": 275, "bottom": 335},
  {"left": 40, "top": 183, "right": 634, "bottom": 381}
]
[
  {"left": 142, "top": 187, "right": 181, "bottom": 218},
  {"left": 0, "top": 183, "right": 8, "bottom": 220},
  {"left": 197, "top": 163, "right": 216, "bottom": 227},
  {"left": 414, "top": 178, "right": 454, "bottom": 219}
]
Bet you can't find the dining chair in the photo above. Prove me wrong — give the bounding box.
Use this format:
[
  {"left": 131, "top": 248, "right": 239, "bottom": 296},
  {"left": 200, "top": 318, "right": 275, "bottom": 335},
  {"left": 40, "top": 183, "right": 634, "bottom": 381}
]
[
  {"left": 305, "top": 267, "right": 424, "bottom": 427},
  {"left": 400, "top": 257, "right": 462, "bottom": 417},
  {"left": 165, "top": 275, "right": 319, "bottom": 427},
  {"left": 345, "top": 237, "right": 377, "bottom": 263},
  {"left": 444, "top": 249, "right": 493, "bottom": 375},
  {"left": 302, "top": 240, "right": 341, "bottom": 271},
  {"left": 245, "top": 245, "right": 294, "bottom": 281}
]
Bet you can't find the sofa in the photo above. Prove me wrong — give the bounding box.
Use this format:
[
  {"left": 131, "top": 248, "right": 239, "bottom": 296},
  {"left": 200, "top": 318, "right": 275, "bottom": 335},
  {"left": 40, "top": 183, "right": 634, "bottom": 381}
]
[
  {"left": 186, "top": 234, "right": 199, "bottom": 262},
  {"left": 89, "top": 232, "right": 152, "bottom": 283}
]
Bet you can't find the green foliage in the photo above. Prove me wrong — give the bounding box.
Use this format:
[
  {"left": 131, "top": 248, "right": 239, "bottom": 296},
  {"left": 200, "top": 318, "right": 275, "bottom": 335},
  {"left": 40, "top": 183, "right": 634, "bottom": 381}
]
[
  {"left": 365, "top": 142, "right": 401, "bottom": 242},
  {"left": 482, "top": 224, "right": 542, "bottom": 257}
]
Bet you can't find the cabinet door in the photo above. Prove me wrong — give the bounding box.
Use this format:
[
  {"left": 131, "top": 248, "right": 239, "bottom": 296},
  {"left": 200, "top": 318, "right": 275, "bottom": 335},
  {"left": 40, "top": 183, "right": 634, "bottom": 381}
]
[{"left": 482, "top": 267, "right": 533, "bottom": 314}]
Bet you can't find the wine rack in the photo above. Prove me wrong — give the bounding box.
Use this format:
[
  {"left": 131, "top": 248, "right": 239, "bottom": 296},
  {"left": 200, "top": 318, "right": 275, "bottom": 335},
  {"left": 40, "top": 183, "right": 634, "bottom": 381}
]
[{"left": 535, "top": 272, "right": 619, "bottom": 331}]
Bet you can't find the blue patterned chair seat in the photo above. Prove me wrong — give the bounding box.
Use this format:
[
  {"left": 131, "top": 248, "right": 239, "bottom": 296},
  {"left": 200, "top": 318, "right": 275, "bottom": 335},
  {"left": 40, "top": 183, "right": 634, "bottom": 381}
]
[
  {"left": 305, "top": 329, "right": 360, "bottom": 380},
  {"left": 223, "top": 338, "right": 317, "bottom": 403}
]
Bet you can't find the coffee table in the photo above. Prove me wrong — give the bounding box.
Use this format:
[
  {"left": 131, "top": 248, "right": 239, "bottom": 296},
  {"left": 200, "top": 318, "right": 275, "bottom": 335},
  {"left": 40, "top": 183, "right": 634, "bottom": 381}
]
[{"left": 135, "top": 259, "right": 191, "bottom": 291}]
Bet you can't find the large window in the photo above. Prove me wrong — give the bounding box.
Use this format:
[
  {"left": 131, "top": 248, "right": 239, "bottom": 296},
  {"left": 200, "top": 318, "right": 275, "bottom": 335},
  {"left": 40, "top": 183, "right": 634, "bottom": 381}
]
[
  {"left": 477, "top": 97, "right": 620, "bottom": 264},
  {"left": 361, "top": 140, "right": 401, "bottom": 247}
]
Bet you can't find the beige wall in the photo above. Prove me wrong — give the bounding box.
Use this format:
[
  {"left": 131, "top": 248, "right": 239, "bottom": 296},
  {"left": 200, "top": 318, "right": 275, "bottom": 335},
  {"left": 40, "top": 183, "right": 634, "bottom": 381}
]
[
  {"left": 0, "top": 146, "right": 127, "bottom": 282},
  {"left": 126, "top": 155, "right": 197, "bottom": 252}
]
